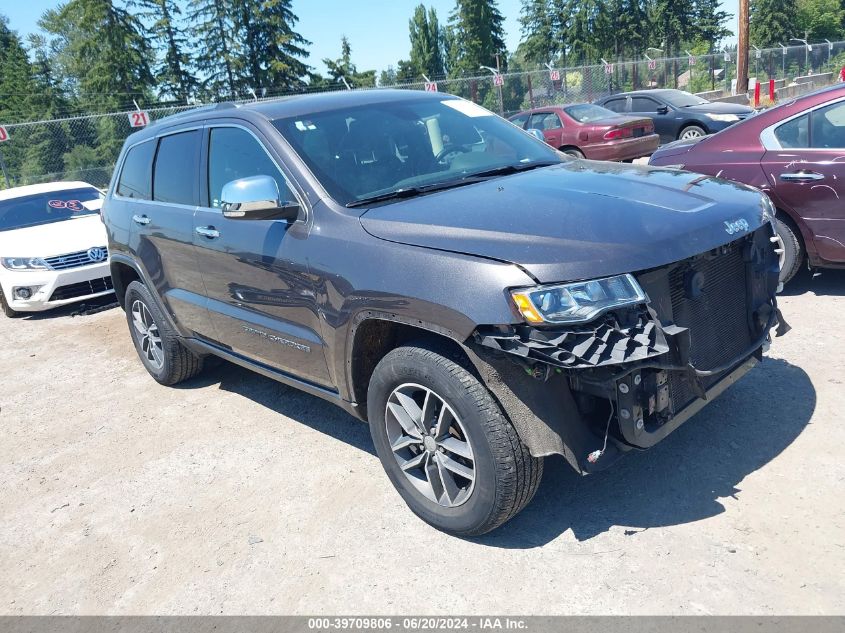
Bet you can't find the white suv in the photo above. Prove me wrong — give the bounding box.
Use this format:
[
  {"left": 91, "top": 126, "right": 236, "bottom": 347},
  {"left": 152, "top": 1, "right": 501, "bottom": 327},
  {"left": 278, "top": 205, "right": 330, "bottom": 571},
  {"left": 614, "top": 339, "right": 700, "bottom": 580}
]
[{"left": 0, "top": 181, "right": 113, "bottom": 317}]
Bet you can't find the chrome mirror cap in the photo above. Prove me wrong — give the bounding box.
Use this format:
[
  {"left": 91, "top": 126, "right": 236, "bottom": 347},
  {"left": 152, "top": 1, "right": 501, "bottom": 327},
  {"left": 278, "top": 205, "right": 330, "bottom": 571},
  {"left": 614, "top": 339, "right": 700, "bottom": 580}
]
[{"left": 221, "top": 175, "right": 282, "bottom": 218}]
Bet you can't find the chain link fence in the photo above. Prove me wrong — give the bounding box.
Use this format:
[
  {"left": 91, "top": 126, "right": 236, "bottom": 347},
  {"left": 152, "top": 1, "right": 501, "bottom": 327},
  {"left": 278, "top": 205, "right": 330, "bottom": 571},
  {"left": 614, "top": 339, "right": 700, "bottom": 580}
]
[{"left": 2, "top": 40, "right": 844, "bottom": 190}]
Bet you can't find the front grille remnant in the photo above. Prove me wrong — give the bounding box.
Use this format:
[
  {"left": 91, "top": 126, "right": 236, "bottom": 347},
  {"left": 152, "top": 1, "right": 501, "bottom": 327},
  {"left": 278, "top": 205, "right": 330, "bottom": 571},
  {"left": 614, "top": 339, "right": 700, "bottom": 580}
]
[
  {"left": 666, "top": 240, "right": 752, "bottom": 409},
  {"left": 50, "top": 277, "right": 114, "bottom": 302},
  {"left": 476, "top": 309, "right": 670, "bottom": 370}
]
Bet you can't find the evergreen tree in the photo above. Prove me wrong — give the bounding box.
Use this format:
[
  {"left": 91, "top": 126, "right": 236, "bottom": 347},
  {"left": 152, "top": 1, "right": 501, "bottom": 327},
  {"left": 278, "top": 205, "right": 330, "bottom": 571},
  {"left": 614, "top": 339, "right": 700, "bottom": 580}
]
[
  {"left": 695, "top": 0, "right": 733, "bottom": 48},
  {"left": 136, "top": 0, "right": 197, "bottom": 102},
  {"left": 187, "top": 0, "right": 238, "bottom": 98},
  {"left": 38, "top": 0, "right": 155, "bottom": 112},
  {"left": 322, "top": 37, "right": 376, "bottom": 88},
  {"left": 232, "top": 0, "right": 311, "bottom": 94},
  {"left": 409, "top": 5, "right": 447, "bottom": 79},
  {"left": 519, "top": 0, "right": 556, "bottom": 65},
  {"left": 447, "top": 0, "right": 508, "bottom": 76},
  {"left": 796, "top": 0, "right": 844, "bottom": 40},
  {"left": 750, "top": 0, "right": 799, "bottom": 47}
]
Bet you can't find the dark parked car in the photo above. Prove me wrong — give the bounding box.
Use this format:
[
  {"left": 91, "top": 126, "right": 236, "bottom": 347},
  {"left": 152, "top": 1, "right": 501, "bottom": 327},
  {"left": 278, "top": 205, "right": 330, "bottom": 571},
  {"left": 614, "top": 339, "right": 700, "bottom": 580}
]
[
  {"left": 508, "top": 103, "right": 659, "bottom": 161},
  {"left": 650, "top": 83, "right": 845, "bottom": 284},
  {"left": 597, "top": 89, "right": 754, "bottom": 144},
  {"left": 102, "top": 90, "right": 785, "bottom": 535}
]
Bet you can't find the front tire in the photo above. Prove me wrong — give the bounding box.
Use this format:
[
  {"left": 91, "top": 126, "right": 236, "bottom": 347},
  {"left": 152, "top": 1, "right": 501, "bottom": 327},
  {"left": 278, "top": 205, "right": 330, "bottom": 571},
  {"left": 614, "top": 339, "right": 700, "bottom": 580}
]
[
  {"left": 367, "top": 344, "right": 543, "bottom": 536},
  {"left": 561, "top": 147, "right": 584, "bottom": 159},
  {"left": 679, "top": 125, "right": 707, "bottom": 140},
  {"left": 0, "top": 289, "right": 20, "bottom": 318},
  {"left": 775, "top": 217, "right": 804, "bottom": 285},
  {"left": 124, "top": 281, "right": 203, "bottom": 385}
]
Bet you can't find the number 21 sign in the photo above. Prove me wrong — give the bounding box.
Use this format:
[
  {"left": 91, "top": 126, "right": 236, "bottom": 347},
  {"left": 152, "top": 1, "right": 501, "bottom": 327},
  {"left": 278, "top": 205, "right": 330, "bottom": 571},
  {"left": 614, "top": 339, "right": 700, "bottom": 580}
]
[{"left": 128, "top": 111, "right": 150, "bottom": 128}]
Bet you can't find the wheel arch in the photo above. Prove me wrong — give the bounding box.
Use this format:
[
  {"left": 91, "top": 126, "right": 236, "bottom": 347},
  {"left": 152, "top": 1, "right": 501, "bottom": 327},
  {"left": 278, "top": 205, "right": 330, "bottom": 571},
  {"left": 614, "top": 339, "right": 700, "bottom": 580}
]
[
  {"left": 347, "top": 314, "right": 470, "bottom": 420},
  {"left": 110, "top": 256, "right": 142, "bottom": 309}
]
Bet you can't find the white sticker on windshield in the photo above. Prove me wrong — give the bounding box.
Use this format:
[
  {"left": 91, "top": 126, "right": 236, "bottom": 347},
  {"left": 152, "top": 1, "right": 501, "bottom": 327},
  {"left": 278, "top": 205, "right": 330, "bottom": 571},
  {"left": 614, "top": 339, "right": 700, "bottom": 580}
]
[{"left": 441, "top": 99, "right": 494, "bottom": 118}]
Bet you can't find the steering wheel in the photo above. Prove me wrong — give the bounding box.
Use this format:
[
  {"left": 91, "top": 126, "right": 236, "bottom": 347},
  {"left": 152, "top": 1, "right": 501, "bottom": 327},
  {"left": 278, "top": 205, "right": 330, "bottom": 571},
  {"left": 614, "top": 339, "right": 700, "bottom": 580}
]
[{"left": 435, "top": 144, "right": 471, "bottom": 163}]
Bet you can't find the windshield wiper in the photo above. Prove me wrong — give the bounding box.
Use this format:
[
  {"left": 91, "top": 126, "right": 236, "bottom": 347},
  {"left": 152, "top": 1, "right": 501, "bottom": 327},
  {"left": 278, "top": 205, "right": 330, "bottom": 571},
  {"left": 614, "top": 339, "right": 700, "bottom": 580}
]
[{"left": 345, "top": 161, "right": 560, "bottom": 208}]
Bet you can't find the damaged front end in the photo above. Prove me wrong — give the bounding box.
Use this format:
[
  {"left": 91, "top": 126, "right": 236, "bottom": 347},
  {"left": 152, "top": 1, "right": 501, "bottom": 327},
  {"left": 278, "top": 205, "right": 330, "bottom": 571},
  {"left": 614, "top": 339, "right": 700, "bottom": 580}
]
[{"left": 467, "top": 224, "right": 789, "bottom": 473}]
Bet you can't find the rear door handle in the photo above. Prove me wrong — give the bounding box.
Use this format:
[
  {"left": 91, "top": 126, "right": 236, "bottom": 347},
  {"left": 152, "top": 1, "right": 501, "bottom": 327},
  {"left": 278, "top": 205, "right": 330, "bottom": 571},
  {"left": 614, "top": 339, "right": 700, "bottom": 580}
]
[
  {"left": 195, "top": 226, "right": 220, "bottom": 239},
  {"left": 779, "top": 171, "right": 825, "bottom": 182},
  {"left": 132, "top": 214, "right": 150, "bottom": 226}
]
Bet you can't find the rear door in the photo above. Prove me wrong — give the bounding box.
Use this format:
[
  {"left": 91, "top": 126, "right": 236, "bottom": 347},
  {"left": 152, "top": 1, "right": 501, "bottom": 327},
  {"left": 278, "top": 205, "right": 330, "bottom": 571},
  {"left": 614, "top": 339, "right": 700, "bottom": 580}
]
[
  {"left": 527, "top": 111, "right": 564, "bottom": 148},
  {"left": 192, "top": 122, "right": 332, "bottom": 386},
  {"left": 761, "top": 99, "right": 845, "bottom": 263},
  {"left": 117, "top": 129, "right": 214, "bottom": 336},
  {"left": 630, "top": 96, "right": 673, "bottom": 143}
]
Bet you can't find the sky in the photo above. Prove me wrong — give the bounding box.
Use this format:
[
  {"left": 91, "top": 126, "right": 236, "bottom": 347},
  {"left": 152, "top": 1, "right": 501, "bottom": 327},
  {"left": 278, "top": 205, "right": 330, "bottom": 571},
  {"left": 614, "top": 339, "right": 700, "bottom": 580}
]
[{"left": 3, "top": 0, "right": 740, "bottom": 75}]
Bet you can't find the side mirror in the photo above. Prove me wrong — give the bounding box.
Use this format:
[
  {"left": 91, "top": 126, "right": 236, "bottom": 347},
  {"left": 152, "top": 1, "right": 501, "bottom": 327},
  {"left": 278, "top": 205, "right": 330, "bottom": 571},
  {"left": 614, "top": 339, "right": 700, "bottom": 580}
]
[
  {"left": 526, "top": 128, "right": 546, "bottom": 141},
  {"left": 221, "top": 175, "right": 300, "bottom": 221},
  {"left": 656, "top": 106, "right": 670, "bottom": 115}
]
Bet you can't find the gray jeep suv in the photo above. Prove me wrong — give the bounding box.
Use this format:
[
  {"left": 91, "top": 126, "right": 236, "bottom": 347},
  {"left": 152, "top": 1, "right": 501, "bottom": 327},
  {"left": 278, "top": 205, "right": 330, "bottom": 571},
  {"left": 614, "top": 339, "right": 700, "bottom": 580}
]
[{"left": 102, "top": 90, "right": 786, "bottom": 535}]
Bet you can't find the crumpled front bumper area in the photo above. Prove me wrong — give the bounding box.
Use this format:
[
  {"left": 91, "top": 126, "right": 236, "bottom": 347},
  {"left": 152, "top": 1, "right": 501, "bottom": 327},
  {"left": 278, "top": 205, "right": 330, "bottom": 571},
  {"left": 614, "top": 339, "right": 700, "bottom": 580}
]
[
  {"left": 468, "top": 225, "right": 789, "bottom": 470},
  {"left": 476, "top": 307, "right": 669, "bottom": 370}
]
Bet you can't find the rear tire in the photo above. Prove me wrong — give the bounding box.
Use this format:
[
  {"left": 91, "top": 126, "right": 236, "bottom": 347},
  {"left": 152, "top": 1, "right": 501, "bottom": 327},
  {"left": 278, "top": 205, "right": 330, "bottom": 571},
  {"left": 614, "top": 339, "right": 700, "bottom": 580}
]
[
  {"left": 775, "top": 216, "right": 803, "bottom": 285},
  {"left": 367, "top": 343, "right": 543, "bottom": 536},
  {"left": 679, "top": 125, "right": 707, "bottom": 140},
  {"left": 124, "top": 280, "right": 203, "bottom": 385},
  {"left": 561, "top": 147, "right": 584, "bottom": 159},
  {"left": 0, "top": 289, "right": 20, "bottom": 318}
]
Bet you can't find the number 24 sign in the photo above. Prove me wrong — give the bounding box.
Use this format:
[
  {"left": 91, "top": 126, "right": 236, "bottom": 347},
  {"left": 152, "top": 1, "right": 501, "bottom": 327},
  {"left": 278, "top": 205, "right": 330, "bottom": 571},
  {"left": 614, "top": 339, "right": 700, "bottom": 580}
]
[{"left": 128, "top": 111, "right": 150, "bottom": 128}]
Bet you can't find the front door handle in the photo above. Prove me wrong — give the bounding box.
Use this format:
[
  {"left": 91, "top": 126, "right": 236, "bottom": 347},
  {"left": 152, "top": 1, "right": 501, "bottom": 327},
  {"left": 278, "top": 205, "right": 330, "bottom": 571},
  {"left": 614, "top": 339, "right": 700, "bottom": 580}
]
[
  {"left": 780, "top": 170, "right": 825, "bottom": 183},
  {"left": 132, "top": 214, "right": 150, "bottom": 226},
  {"left": 195, "top": 226, "right": 220, "bottom": 239}
]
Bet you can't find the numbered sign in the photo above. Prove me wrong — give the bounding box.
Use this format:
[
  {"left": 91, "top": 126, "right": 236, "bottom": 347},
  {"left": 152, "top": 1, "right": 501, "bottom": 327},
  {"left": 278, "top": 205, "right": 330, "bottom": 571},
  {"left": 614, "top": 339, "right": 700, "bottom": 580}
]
[
  {"left": 128, "top": 111, "right": 150, "bottom": 128},
  {"left": 724, "top": 52, "right": 731, "bottom": 62},
  {"left": 604, "top": 63, "right": 614, "bottom": 75},
  {"left": 424, "top": 81, "right": 438, "bottom": 92},
  {"left": 493, "top": 74, "right": 504, "bottom": 87},
  {"left": 756, "top": 49, "right": 762, "bottom": 59},
  {"left": 549, "top": 69, "right": 560, "bottom": 81},
  {"left": 688, "top": 56, "right": 697, "bottom": 66},
  {"left": 647, "top": 60, "right": 657, "bottom": 71},
  {"left": 0, "top": 126, "right": 8, "bottom": 142}
]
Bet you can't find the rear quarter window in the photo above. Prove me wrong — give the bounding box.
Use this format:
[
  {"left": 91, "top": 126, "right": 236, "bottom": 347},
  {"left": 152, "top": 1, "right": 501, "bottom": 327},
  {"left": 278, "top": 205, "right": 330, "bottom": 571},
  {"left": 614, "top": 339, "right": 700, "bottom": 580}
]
[{"left": 116, "top": 140, "right": 155, "bottom": 200}]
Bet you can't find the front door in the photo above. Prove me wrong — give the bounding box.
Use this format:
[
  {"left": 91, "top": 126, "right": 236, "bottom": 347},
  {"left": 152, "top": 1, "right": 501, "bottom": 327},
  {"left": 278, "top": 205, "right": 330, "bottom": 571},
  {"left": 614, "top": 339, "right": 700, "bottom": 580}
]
[
  {"left": 761, "top": 100, "right": 845, "bottom": 264},
  {"left": 527, "top": 111, "right": 564, "bottom": 147},
  {"left": 630, "top": 96, "right": 673, "bottom": 143},
  {"left": 192, "top": 123, "right": 332, "bottom": 387}
]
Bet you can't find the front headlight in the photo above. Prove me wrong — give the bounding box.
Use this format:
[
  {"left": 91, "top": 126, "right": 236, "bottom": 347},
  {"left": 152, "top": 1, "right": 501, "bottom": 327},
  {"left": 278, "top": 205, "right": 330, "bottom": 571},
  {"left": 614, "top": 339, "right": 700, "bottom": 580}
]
[
  {"left": 510, "top": 273, "right": 648, "bottom": 325},
  {"left": 1, "top": 257, "right": 49, "bottom": 271},
  {"left": 709, "top": 113, "right": 740, "bottom": 123}
]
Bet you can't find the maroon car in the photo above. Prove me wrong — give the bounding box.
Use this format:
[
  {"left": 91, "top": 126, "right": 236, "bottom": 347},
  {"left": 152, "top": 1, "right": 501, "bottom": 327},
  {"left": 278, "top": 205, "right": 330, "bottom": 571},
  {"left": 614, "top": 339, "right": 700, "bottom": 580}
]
[
  {"left": 650, "top": 83, "right": 845, "bottom": 283},
  {"left": 509, "top": 104, "right": 659, "bottom": 161}
]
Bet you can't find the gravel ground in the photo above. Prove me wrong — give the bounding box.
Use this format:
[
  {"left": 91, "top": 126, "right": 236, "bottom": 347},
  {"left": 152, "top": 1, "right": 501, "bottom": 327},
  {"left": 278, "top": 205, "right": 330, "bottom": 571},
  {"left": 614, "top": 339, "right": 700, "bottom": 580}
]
[{"left": 0, "top": 268, "right": 843, "bottom": 615}]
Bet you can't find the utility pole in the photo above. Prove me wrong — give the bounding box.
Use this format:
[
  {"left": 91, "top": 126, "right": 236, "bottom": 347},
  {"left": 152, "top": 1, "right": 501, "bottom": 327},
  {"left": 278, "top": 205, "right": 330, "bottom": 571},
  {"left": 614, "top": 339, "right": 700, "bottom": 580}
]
[{"left": 736, "top": 0, "right": 750, "bottom": 93}]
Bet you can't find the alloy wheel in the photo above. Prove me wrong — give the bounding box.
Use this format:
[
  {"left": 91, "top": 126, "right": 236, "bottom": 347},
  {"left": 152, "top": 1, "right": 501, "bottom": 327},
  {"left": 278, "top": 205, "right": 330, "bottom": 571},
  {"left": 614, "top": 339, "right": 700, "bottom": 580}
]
[
  {"left": 385, "top": 383, "right": 476, "bottom": 507},
  {"left": 131, "top": 299, "right": 164, "bottom": 370},
  {"left": 680, "top": 127, "right": 704, "bottom": 140}
]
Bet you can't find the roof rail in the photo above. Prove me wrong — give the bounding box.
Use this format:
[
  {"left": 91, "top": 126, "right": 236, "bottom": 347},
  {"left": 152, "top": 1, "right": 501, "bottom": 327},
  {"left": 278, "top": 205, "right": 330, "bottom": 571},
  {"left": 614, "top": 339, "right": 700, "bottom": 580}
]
[{"left": 151, "top": 102, "right": 239, "bottom": 126}]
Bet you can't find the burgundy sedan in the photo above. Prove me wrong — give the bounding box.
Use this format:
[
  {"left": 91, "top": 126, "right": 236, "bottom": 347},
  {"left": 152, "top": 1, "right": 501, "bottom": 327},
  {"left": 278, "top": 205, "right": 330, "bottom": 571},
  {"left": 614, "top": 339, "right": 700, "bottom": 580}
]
[
  {"left": 509, "top": 104, "right": 659, "bottom": 161},
  {"left": 650, "top": 83, "right": 845, "bottom": 283}
]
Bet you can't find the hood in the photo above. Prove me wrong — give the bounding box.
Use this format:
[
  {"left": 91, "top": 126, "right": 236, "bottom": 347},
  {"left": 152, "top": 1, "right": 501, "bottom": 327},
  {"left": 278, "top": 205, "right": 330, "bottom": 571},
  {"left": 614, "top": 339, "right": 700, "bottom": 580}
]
[
  {"left": 685, "top": 101, "right": 754, "bottom": 115},
  {"left": 0, "top": 214, "right": 108, "bottom": 258},
  {"left": 359, "top": 161, "right": 769, "bottom": 283}
]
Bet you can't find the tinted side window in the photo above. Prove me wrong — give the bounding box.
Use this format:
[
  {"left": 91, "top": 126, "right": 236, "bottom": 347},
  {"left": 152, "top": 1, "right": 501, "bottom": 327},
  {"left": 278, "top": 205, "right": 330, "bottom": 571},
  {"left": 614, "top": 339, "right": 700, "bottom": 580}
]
[
  {"left": 776, "top": 115, "right": 809, "bottom": 149},
  {"left": 603, "top": 98, "right": 627, "bottom": 113},
  {"left": 811, "top": 102, "right": 845, "bottom": 148},
  {"left": 116, "top": 141, "right": 155, "bottom": 199},
  {"left": 153, "top": 131, "right": 200, "bottom": 205},
  {"left": 208, "top": 127, "right": 292, "bottom": 209},
  {"left": 631, "top": 97, "right": 659, "bottom": 113}
]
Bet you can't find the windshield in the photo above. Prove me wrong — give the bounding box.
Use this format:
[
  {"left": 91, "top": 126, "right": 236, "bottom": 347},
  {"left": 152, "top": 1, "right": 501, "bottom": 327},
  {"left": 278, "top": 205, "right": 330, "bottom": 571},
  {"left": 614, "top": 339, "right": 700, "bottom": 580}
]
[
  {"left": 662, "top": 91, "right": 709, "bottom": 108},
  {"left": 273, "top": 97, "right": 561, "bottom": 205},
  {"left": 563, "top": 103, "right": 619, "bottom": 123},
  {"left": 0, "top": 187, "right": 102, "bottom": 232}
]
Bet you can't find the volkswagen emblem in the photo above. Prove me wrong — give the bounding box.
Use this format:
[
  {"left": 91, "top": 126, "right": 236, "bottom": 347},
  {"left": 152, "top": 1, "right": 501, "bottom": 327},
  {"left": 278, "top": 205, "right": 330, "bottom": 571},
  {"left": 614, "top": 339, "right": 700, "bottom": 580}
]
[{"left": 87, "top": 247, "right": 106, "bottom": 262}]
